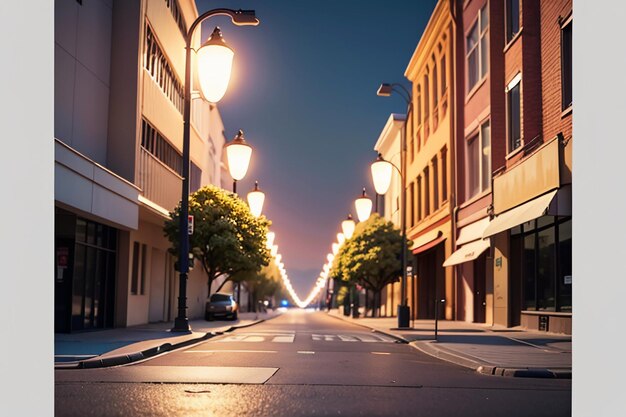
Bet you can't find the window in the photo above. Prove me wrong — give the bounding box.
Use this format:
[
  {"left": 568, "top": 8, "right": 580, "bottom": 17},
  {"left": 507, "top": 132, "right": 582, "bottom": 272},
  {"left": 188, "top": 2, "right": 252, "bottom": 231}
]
[
  {"left": 424, "top": 167, "right": 430, "bottom": 217},
  {"left": 423, "top": 74, "right": 430, "bottom": 118},
  {"left": 440, "top": 55, "right": 447, "bottom": 95},
  {"left": 507, "top": 76, "right": 522, "bottom": 152},
  {"left": 409, "top": 182, "right": 415, "bottom": 227},
  {"left": 409, "top": 134, "right": 415, "bottom": 163},
  {"left": 441, "top": 147, "right": 448, "bottom": 202},
  {"left": 164, "top": 0, "right": 187, "bottom": 37},
  {"left": 141, "top": 119, "right": 183, "bottom": 176},
  {"left": 417, "top": 85, "right": 422, "bottom": 125},
  {"left": 466, "top": 120, "right": 491, "bottom": 199},
  {"left": 417, "top": 176, "right": 422, "bottom": 221},
  {"left": 561, "top": 18, "right": 572, "bottom": 110},
  {"left": 506, "top": 0, "right": 520, "bottom": 43},
  {"left": 467, "top": 5, "right": 489, "bottom": 92},
  {"left": 432, "top": 157, "right": 439, "bottom": 211},
  {"left": 433, "top": 59, "right": 439, "bottom": 107},
  {"left": 190, "top": 161, "right": 202, "bottom": 192},
  {"left": 144, "top": 25, "right": 184, "bottom": 114},
  {"left": 131, "top": 242, "right": 148, "bottom": 296}
]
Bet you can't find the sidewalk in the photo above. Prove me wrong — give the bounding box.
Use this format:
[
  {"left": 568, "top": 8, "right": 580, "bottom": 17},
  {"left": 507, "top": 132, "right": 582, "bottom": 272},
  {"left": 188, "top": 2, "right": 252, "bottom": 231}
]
[
  {"left": 328, "top": 309, "right": 571, "bottom": 378},
  {"left": 55, "top": 310, "right": 283, "bottom": 369}
]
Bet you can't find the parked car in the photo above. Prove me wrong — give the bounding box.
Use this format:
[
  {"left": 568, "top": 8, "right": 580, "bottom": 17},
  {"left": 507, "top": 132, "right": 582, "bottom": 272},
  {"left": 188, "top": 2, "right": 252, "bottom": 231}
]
[{"left": 205, "top": 293, "right": 238, "bottom": 321}]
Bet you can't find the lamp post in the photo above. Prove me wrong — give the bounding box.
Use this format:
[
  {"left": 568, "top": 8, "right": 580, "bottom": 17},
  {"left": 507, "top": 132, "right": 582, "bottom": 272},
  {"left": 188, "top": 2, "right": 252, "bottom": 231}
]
[
  {"left": 172, "top": 9, "right": 259, "bottom": 333},
  {"left": 373, "top": 82, "right": 413, "bottom": 329}
]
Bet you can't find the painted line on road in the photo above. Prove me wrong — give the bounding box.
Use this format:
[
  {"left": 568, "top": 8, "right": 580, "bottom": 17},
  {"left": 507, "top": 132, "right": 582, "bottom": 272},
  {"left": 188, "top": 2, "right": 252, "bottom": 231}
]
[
  {"left": 185, "top": 350, "right": 278, "bottom": 354},
  {"left": 297, "top": 351, "right": 315, "bottom": 354},
  {"left": 371, "top": 352, "right": 391, "bottom": 355}
]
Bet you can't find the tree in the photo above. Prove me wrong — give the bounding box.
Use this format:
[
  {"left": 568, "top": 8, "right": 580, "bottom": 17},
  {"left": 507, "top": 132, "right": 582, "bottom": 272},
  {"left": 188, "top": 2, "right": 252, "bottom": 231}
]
[
  {"left": 163, "top": 184, "right": 271, "bottom": 297},
  {"left": 330, "top": 213, "right": 411, "bottom": 317}
]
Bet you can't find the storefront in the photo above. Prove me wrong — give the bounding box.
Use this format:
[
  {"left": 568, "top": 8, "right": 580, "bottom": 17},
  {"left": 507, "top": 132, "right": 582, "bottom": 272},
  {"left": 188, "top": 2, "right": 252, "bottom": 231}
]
[{"left": 55, "top": 208, "right": 118, "bottom": 333}]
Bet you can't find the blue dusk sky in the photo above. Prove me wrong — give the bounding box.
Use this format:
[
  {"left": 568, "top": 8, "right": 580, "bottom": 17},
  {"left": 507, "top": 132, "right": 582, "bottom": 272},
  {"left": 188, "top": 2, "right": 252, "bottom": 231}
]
[{"left": 195, "top": 0, "right": 438, "bottom": 298}]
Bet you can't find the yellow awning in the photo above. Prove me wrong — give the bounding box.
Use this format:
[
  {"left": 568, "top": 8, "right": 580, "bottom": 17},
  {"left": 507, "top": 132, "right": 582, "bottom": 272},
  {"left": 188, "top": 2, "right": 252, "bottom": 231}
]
[
  {"left": 442, "top": 238, "right": 490, "bottom": 267},
  {"left": 482, "top": 190, "right": 558, "bottom": 238},
  {"left": 410, "top": 229, "right": 442, "bottom": 251}
]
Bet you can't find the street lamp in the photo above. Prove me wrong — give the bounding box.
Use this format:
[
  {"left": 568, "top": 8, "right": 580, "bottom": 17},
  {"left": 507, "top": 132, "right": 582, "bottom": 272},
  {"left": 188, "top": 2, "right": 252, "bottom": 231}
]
[
  {"left": 173, "top": 8, "right": 259, "bottom": 333},
  {"left": 225, "top": 129, "right": 253, "bottom": 194},
  {"left": 336, "top": 232, "right": 346, "bottom": 246},
  {"left": 247, "top": 181, "right": 265, "bottom": 217},
  {"left": 332, "top": 242, "right": 339, "bottom": 256},
  {"left": 341, "top": 213, "right": 356, "bottom": 239},
  {"left": 374, "top": 82, "right": 413, "bottom": 329},
  {"left": 354, "top": 188, "right": 373, "bottom": 222}
]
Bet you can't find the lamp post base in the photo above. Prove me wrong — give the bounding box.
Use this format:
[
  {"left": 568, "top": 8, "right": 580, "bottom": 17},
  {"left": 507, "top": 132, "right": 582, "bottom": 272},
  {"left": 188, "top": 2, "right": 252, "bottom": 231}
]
[
  {"left": 171, "top": 317, "right": 191, "bottom": 333},
  {"left": 397, "top": 305, "right": 410, "bottom": 328}
]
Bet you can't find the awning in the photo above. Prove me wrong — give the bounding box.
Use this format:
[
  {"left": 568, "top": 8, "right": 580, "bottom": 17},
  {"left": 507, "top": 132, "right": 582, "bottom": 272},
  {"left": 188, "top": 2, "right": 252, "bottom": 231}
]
[
  {"left": 456, "top": 217, "right": 490, "bottom": 245},
  {"left": 410, "top": 230, "right": 444, "bottom": 255},
  {"left": 442, "top": 238, "right": 490, "bottom": 267},
  {"left": 482, "top": 190, "right": 558, "bottom": 238}
]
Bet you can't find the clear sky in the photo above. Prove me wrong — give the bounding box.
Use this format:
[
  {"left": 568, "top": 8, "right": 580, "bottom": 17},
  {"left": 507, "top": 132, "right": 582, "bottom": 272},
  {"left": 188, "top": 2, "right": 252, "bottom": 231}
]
[{"left": 195, "top": 0, "right": 438, "bottom": 299}]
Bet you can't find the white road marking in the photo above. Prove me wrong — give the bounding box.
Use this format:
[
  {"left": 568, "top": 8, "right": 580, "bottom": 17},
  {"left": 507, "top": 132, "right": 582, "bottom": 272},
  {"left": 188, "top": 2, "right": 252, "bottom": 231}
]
[
  {"left": 312, "top": 334, "right": 395, "bottom": 343},
  {"left": 297, "top": 351, "right": 315, "bottom": 354},
  {"left": 371, "top": 352, "right": 391, "bottom": 355},
  {"left": 185, "top": 350, "right": 277, "bottom": 354},
  {"left": 216, "top": 333, "right": 295, "bottom": 343}
]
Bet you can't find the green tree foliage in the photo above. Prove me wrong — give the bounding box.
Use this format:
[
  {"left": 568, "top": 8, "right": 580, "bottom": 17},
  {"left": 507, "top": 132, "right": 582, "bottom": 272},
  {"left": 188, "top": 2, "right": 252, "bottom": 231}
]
[
  {"left": 163, "top": 184, "right": 270, "bottom": 296},
  {"left": 330, "top": 213, "right": 410, "bottom": 317}
]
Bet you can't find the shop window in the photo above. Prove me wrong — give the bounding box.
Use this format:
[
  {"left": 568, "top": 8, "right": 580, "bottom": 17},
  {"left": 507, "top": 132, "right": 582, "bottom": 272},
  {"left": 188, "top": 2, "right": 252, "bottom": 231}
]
[{"left": 557, "top": 219, "right": 572, "bottom": 312}]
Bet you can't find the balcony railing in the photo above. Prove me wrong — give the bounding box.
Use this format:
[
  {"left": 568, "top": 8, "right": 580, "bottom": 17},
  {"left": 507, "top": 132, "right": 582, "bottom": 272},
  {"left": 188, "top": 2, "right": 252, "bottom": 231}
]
[{"left": 138, "top": 147, "right": 183, "bottom": 212}]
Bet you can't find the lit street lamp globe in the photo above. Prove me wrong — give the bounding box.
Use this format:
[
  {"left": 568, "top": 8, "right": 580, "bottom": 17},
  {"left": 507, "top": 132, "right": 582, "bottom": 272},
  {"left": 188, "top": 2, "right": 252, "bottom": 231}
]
[
  {"left": 197, "top": 27, "right": 235, "bottom": 103},
  {"left": 336, "top": 232, "right": 346, "bottom": 245},
  {"left": 247, "top": 181, "right": 265, "bottom": 217},
  {"left": 332, "top": 242, "right": 339, "bottom": 255},
  {"left": 354, "top": 188, "right": 373, "bottom": 222},
  {"left": 371, "top": 153, "right": 393, "bottom": 195},
  {"left": 341, "top": 213, "right": 356, "bottom": 239},
  {"left": 225, "top": 130, "right": 252, "bottom": 181}
]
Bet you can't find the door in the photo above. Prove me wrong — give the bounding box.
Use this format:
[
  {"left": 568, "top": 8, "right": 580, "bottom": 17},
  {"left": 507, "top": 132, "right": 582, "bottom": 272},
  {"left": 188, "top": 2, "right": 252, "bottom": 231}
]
[{"left": 473, "top": 253, "right": 487, "bottom": 323}]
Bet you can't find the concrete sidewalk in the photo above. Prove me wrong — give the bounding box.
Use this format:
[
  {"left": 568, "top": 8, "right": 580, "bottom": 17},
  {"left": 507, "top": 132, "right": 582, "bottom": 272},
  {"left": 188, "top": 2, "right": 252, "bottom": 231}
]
[
  {"left": 328, "top": 309, "right": 571, "bottom": 378},
  {"left": 55, "top": 310, "right": 283, "bottom": 369}
]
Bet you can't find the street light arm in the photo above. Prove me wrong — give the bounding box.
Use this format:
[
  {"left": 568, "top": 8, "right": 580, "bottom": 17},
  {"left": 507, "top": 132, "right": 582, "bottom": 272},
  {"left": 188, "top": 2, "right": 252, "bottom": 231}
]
[
  {"left": 187, "top": 9, "right": 259, "bottom": 43},
  {"left": 389, "top": 83, "right": 412, "bottom": 105}
]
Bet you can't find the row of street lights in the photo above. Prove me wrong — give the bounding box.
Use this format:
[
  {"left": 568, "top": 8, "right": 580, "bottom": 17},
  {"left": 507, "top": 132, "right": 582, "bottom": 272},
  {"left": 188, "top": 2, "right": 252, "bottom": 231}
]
[{"left": 172, "top": 8, "right": 266, "bottom": 332}]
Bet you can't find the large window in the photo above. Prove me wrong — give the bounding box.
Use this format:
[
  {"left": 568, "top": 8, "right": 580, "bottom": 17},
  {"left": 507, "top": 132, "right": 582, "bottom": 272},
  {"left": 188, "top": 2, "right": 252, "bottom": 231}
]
[
  {"left": 423, "top": 74, "right": 430, "bottom": 118},
  {"left": 467, "top": 5, "right": 489, "bottom": 92},
  {"left": 144, "top": 25, "right": 185, "bottom": 114},
  {"left": 507, "top": 75, "right": 522, "bottom": 152},
  {"left": 466, "top": 120, "right": 491, "bottom": 199},
  {"left": 409, "top": 182, "right": 415, "bottom": 227},
  {"left": 440, "top": 55, "right": 447, "bottom": 95},
  {"left": 417, "top": 85, "right": 422, "bottom": 125},
  {"left": 506, "top": 0, "right": 520, "bottom": 43},
  {"left": 512, "top": 217, "right": 572, "bottom": 313},
  {"left": 141, "top": 119, "right": 183, "bottom": 176},
  {"left": 417, "top": 176, "right": 423, "bottom": 221},
  {"left": 433, "top": 59, "right": 439, "bottom": 107},
  {"left": 441, "top": 147, "right": 447, "bottom": 202},
  {"left": 561, "top": 18, "right": 573, "bottom": 111}
]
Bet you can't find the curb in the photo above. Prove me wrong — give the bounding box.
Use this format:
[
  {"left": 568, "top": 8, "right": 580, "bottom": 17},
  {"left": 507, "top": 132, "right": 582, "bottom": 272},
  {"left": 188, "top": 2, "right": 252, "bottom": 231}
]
[
  {"left": 57, "top": 316, "right": 277, "bottom": 370},
  {"left": 412, "top": 340, "right": 572, "bottom": 379},
  {"left": 326, "top": 312, "right": 409, "bottom": 344}
]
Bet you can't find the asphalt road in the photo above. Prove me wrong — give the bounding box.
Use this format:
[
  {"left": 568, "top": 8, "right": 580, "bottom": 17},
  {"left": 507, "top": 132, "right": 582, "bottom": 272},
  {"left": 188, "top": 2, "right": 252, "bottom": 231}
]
[{"left": 55, "top": 309, "right": 571, "bottom": 416}]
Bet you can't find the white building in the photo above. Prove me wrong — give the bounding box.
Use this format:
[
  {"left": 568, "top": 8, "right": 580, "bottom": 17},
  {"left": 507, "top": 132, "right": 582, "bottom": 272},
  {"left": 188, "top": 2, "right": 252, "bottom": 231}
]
[
  {"left": 54, "top": 0, "right": 228, "bottom": 332},
  {"left": 372, "top": 113, "right": 405, "bottom": 317}
]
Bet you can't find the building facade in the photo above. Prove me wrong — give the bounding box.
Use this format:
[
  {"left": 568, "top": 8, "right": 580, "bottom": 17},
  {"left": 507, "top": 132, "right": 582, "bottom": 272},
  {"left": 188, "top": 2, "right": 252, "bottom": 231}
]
[
  {"left": 375, "top": 0, "right": 572, "bottom": 334},
  {"left": 373, "top": 114, "right": 405, "bottom": 317},
  {"left": 404, "top": 0, "right": 456, "bottom": 321},
  {"left": 54, "top": 0, "right": 229, "bottom": 332}
]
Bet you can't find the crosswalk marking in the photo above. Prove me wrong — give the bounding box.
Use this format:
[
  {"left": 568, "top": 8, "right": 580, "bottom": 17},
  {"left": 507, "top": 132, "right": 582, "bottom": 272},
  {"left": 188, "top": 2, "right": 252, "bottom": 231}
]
[
  {"left": 311, "top": 333, "right": 395, "bottom": 343},
  {"left": 216, "top": 333, "right": 295, "bottom": 343}
]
